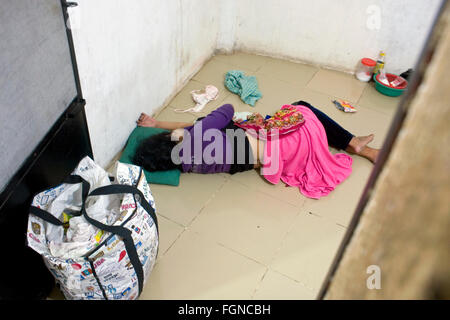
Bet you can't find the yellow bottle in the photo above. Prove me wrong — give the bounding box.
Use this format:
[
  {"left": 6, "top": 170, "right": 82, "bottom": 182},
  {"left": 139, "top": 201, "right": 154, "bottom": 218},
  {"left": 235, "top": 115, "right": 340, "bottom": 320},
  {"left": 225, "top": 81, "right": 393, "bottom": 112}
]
[{"left": 373, "top": 51, "right": 385, "bottom": 75}]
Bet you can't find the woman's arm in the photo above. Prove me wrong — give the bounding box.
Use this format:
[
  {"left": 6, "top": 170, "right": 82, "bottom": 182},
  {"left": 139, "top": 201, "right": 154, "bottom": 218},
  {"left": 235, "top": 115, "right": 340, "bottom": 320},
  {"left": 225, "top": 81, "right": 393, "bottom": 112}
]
[
  {"left": 154, "top": 120, "right": 193, "bottom": 130},
  {"left": 137, "top": 104, "right": 234, "bottom": 131},
  {"left": 137, "top": 113, "right": 193, "bottom": 130}
]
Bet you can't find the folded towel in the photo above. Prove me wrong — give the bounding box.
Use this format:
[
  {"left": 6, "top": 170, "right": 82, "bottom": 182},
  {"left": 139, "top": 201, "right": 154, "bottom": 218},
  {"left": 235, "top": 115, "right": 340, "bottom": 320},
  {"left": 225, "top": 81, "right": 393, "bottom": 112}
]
[{"left": 225, "top": 70, "right": 262, "bottom": 107}]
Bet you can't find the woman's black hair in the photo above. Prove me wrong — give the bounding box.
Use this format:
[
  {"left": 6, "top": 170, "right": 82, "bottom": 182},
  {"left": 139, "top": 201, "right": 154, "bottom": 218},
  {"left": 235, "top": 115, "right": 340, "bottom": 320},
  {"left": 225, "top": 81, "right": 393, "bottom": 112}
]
[{"left": 133, "top": 132, "right": 181, "bottom": 172}]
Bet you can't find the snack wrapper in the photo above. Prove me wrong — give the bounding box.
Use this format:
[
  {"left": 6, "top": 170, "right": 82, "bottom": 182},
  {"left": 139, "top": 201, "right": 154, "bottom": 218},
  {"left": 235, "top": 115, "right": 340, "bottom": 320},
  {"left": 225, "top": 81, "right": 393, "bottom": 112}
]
[{"left": 332, "top": 100, "right": 357, "bottom": 113}]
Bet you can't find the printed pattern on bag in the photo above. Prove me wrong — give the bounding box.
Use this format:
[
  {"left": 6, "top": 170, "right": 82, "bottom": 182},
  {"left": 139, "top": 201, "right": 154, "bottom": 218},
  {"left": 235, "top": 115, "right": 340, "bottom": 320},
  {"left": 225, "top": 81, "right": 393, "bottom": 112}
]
[{"left": 27, "top": 157, "right": 158, "bottom": 300}]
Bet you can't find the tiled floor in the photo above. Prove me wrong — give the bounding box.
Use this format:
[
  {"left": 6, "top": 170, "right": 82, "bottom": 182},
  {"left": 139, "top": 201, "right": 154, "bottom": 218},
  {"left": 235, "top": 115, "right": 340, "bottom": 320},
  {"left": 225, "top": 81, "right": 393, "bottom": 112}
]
[
  {"left": 141, "top": 52, "right": 400, "bottom": 300},
  {"left": 49, "top": 52, "right": 401, "bottom": 300}
]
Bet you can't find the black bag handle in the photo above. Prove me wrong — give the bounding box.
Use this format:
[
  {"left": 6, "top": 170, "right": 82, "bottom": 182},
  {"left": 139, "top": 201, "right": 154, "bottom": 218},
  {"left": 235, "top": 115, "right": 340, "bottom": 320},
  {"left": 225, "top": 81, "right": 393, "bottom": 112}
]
[
  {"left": 86, "top": 184, "right": 158, "bottom": 234},
  {"left": 29, "top": 174, "right": 90, "bottom": 225},
  {"left": 29, "top": 206, "right": 65, "bottom": 226},
  {"left": 82, "top": 183, "right": 158, "bottom": 297},
  {"left": 64, "top": 174, "right": 91, "bottom": 203}
]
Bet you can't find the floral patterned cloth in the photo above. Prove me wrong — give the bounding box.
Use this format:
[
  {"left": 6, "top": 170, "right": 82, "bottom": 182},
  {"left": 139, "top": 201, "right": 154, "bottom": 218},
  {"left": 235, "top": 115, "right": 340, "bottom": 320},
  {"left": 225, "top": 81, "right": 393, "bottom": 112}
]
[{"left": 234, "top": 105, "right": 305, "bottom": 139}]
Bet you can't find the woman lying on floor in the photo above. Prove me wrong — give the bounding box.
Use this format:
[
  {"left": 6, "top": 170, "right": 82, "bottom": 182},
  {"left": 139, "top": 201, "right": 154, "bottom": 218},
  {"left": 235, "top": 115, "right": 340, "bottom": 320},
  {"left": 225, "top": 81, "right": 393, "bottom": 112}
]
[{"left": 135, "top": 102, "right": 380, "bottom": 199}]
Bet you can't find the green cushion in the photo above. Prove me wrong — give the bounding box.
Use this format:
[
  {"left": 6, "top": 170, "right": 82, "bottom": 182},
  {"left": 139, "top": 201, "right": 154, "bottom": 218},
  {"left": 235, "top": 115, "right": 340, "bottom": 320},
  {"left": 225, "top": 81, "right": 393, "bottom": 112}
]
[{"left": 120, "top": 126, "right": 181, "bottom": 186}]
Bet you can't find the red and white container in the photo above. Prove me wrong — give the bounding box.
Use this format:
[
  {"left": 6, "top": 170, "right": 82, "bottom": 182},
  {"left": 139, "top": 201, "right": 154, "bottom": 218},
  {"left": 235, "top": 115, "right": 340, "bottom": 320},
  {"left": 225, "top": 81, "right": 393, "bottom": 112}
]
[{"left": 355, "top": 58, "right": 376, "bottom": 82}]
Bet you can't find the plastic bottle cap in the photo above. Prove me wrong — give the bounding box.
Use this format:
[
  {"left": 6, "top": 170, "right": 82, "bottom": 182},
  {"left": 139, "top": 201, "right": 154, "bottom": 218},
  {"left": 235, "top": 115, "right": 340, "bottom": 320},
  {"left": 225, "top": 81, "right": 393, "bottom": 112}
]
[{"left": 361, "top": 58, "right": 376, "bottom": 67}]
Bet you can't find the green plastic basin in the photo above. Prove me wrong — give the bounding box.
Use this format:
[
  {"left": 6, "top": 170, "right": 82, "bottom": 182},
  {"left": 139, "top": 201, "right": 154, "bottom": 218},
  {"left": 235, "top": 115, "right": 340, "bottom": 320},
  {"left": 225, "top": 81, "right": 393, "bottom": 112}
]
[{"left": 373, "top": 73, "right": 407, "bottom": 97}]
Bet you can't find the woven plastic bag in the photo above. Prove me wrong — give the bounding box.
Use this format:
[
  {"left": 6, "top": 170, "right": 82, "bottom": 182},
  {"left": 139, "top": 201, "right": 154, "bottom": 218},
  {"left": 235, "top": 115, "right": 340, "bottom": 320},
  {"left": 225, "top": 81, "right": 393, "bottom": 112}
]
[{"left": 27, "top": 156, "right": 158, "bottom": 300}]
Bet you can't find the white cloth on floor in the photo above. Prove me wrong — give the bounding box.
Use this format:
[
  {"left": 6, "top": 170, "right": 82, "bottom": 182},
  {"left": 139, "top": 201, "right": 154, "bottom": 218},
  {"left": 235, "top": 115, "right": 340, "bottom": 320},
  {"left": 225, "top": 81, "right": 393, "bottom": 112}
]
[{"left": 174, "top": 85, "right": 219, "bottom": 113}]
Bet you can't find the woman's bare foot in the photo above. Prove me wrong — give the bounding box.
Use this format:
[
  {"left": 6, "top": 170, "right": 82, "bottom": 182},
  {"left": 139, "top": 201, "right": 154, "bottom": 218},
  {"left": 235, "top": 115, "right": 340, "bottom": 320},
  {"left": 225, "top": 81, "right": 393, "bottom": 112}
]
[
  {"left": 137, "top": 113, "right": 158, "bottom": 127},
  {"left": 346, "top": 134, "right": 380, "bottom": 163},
  {"left": 359, "top": 146, "right": 380, "bottom": 163},
  {"left": 347, "top": 134, "right": 375, "bottom": 154}
]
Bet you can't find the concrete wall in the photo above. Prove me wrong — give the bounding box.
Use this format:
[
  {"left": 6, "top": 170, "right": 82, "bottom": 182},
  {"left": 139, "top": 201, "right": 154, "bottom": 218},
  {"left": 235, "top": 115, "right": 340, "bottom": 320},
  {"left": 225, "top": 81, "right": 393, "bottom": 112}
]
[
  {"left": 232, "top": 0, "right": 443, "bottom": 74},
  {"left": 69, "top": 0, "right": 220, "bottom": 168},
  {"left": 216, "top": 0, "right": 237, "bottom": 53}
]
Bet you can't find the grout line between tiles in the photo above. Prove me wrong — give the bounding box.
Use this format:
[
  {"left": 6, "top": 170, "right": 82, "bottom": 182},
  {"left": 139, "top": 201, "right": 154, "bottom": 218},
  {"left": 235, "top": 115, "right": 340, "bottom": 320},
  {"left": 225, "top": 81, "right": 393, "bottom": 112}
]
[
  {"left": 355, "top": 84, "right": 369, "bottom": 106},
  {"left": 304, "top": 86, "right": 360, "bottom": 106},
  {"left": 228, "top": 175, "right": 301, "bottom": 209},
  {"left": 301, "top": 207, "right": 351, "bottom": 232},
  {"left": 263, "top": 209, "right": 346, "bottom": 291},
  {"left": 304, "top": 67, "right": 321, "bottom": 88},
  {"left": 322, "top": 214, "right": 349, "bottom": 227},
  {"left": 305, "top": 80, "right": 368, "bottom": 105},
  {"left": 183, "top": 177, "right": 230, "bottom": 228},
  {"left": 266, "top": 209, "right": 303, "bottom": 268},
  {"left": 214, "top": 240, "right": 267, "bottom": 268},
  {"left": 152, "top": 177, "right": 229, "bottom": 258},
  {"left": 336, "top": 222, "right": 348, "bottom": 229},
  {"left": 156, "top": 211, "right": 186, "bottom": 229},
  {"left": 153, "top": 213, "right": 188, "bottom": 258},
  {"left": 157, "top": 227, "right": 187, "bottom": 258},
  {"left": 354, "top": 89, "right": 366, "bottom": 106},
  {"left": 297, "top": 198, "right": 308, "bottom": 211},
  {"left": 306, "top": 210, "right": 322, "bottom": 218},
  {"left": 250, "top": 267, "right": 269, "bottom": 299},
  {"left": 212, "top": 56, "right": 267, "bottom": 74},
  {"left": 253, "top": 61, "right": 266, "bottom": 73},
  {"left": 359, "top": 102, "right": 396, "bottom": 118},
  {"left": 267, "top": 268, "right": 316, "bottom": 293},
  {"left": 255, "top": 70, "right": 308, "bottom": 89}
]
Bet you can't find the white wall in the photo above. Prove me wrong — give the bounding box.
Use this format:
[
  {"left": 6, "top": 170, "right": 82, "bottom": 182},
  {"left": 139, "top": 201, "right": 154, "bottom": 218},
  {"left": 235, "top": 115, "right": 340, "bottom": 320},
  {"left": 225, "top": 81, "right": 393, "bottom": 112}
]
[
  {"left": 69, "top": 0, "right": 442, "bottom": 168},
  {"left": 216, "top": 0, "right": 238, "bottom": 53},
  {"left": 232, "top": 0, "right": 443, "bottom": 74},
  {"left": 69, "top": 0, "right": 220, "bottom": 168}
]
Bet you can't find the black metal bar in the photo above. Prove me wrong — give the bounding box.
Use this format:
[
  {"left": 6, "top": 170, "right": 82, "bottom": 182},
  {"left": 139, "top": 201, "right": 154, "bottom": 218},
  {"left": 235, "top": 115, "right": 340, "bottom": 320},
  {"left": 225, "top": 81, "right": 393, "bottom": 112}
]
[
  {"left": 60, "top": 0, "right": 83, "bottom": 101},
  {"left": 60, "top": 0, "right": 94, "bottom": 159}
]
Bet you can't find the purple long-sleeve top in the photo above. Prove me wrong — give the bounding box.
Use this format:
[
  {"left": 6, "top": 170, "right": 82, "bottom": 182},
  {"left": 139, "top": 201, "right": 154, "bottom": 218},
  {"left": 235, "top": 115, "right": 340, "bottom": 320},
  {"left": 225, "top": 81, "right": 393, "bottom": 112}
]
[{"left": 179, "top": 104, "right": 235, "bottom": 173}]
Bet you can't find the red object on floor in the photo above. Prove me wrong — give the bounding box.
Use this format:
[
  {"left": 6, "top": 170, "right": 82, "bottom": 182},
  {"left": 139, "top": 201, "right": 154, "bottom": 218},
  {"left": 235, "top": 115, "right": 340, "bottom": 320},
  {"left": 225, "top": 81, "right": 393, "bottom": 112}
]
[
  {"left": 361, "top": 58, "right": 376, "bottom": 67},
  {"left": 376, "top": 73, "right": 408, "bottom": 89}
]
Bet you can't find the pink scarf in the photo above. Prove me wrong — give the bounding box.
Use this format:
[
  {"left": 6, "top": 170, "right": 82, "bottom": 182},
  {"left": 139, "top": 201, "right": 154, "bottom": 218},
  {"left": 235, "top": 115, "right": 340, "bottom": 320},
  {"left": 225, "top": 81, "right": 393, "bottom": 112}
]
[{"left": 261, "top": 105, "right": 353, "bottom": 199}]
